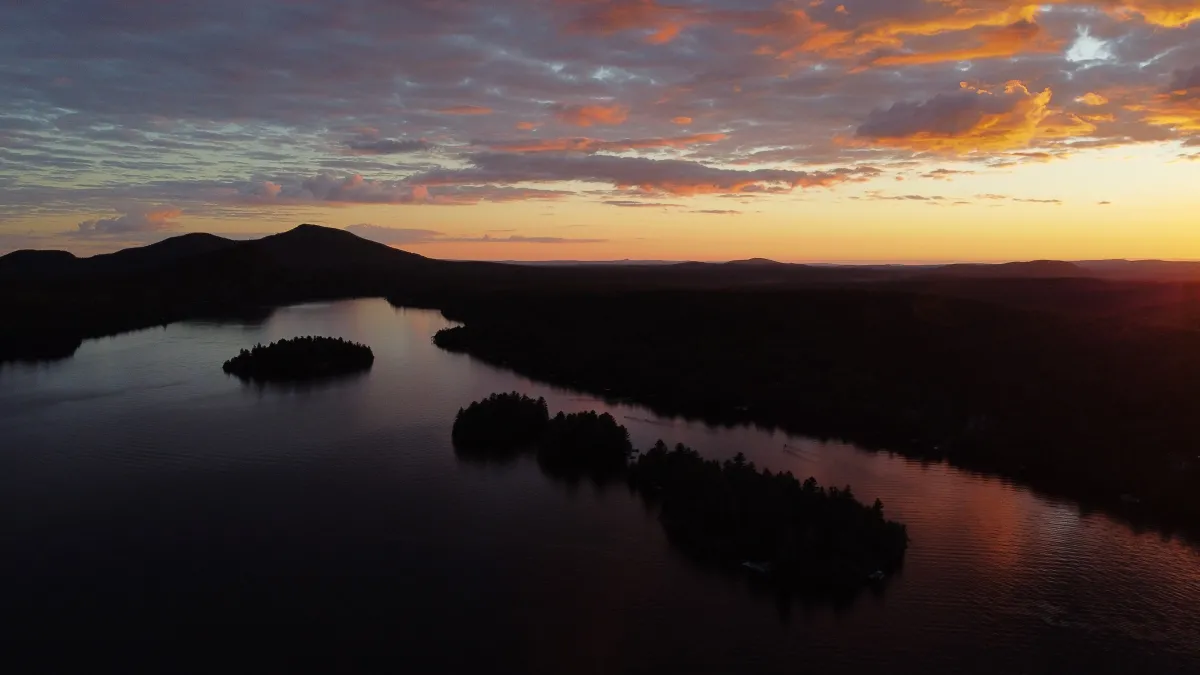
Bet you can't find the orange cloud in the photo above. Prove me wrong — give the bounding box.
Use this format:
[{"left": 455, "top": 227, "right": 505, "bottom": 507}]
[
  {"left": 856, "top": 81, "right": 1092, "bottom": 153},
  {"left": 553, "top": 103, "right": 630, "bottom": 127},
  {"left": 748, "top": 3, "right": 1056, "bottom": 66},
  {"left": 1076, "top": 92, "right": 1110, "bottom": 106},
  {"left": 1102, "top": 1, "right": 1200, "bottom": 26},
  {"left": 485, "top": 133, "right": 726, "bottom": 153},
  {"left": 566, "top": 0, "right": 698, "bottom": 44},
  {"left": 865, "top": 20, "right": 1059, "bottom": 68},
  {"left": 437, "top": 105, "right": 494, "bottom": 115},
  {"left": 1128, "top": 66, "right": 1200, "bottom": 131},
  {"left": 409, "top": 153, "right": 882, "bottom": 197},
  {"left": 671, "top": 116, "right": 693, "bottom": 125},
  {"left": 516, "top": 121, "right": 539, "bottom": 130}
]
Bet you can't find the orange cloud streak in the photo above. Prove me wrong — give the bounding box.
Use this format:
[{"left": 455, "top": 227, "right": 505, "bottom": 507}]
[
  {"left": 437, "top": 105, "right": 494, "bottom": 115},
  {"left": 865, "top": 20, "right": 1059, "bottom": 68},
  {"left": 554, "top": 103, "right": 630, "bottom": 127}
]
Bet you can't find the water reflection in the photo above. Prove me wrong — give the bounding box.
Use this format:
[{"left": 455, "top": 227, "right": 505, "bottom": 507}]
[
  {"left": 225, "top": 369, "right": 372, "bottom": 393},
  {"left": 0, "top": 299, "right": 1196, "bottom": 672}
]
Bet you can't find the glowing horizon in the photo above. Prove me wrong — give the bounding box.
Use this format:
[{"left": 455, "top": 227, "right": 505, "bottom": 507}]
[{"left": 2, "top": 1, "right": 1199, "bottom": 263}]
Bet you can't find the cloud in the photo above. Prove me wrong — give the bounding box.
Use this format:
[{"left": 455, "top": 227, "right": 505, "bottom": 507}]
[
  {"left": 346, "top": 224, "right": 605, "bottom": 245},
  {"left": 970, "top": 193, "right": 1062, "bottom": 204},
  {"left": 2, "top": 0, "right": 1199, "bottom": 242},
  {"left": 552, "top": 103, "right": 630, "bottom": 127},
  {"left": 409, "top": 153, "right": 882, "bottom": 195},
  {"left": 862, "top": 192, "right": 948, "bottom": 202},
  {"left": 437, "top": 106, "right": 493, "bottom": 116},
  {"left": 1130, "top": 66, "right": 1200, "bottom": 131},
  {"left": 922, "top": 168, "right": 975, "bottom": 180},
  {"left": 1106, "top": 2, "right": 1200, "bottom": 27},
  {"left": 450, "top": 234, "right": 608, "bottom": 244},
  {"left": 230, "top": 174, "right": 569, "bottom": 206},
  {"left": 690, "top": 209, "right": 741, "bottom": 214},
  {"left": 345, "top": 138, "right": 434, "bottom": 155},
  {"left": 1077, "top": 92, "right": 1110, "bottom": 106},
  {"left": 856, "top": 81, "right": 1089, "bottom": 153},
  {"left": 565, "top": 0, "right": 699, "bottom": 44},
  {"left": 75, "top": 205, "right": 182, "bottom": 236},
  {"left": 344, "top": 224, "right": 445, "bottom": 245},
  {"left": 862, "top": 20, "right": 1060, "bottom": 69},
  {"left": 603, "top": 200, "right": 682, "bottom": 208},
  {"left": 481, "top": 133, "right": 726, "bottom": 153}
]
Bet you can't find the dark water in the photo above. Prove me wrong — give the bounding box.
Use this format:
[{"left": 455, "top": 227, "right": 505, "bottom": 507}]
[{"left": 1, "top": 299, "right": 1197, "bottom": 669}]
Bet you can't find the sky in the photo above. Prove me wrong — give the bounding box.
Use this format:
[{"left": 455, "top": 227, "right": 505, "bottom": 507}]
[{"left": 2, "top": 0, "right": 1200, "bottom": 262}]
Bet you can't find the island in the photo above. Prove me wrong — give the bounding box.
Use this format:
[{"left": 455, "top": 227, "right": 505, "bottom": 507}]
[
  {"left": 451, "top": 392, "right": 549, "bottom": 449},
  {"left": 631, "top": 441, "right": 908, "bottom": 589},
  {"left": 538, "top": 410, "right": 633, "bottom": 480},
  {"left": 451, "top": 393, "right": 909, "bottom": 591},
  {"left": 222, "top": 336, "right": 374, "bottom": 381}
]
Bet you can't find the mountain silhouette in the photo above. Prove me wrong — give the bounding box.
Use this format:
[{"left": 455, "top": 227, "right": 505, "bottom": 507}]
[
  {"left": 85, "top": 232, "right": 238, "bottom": 277},
  {"left": 0, "top": 249, "right": 78, "bottom": 282},
  {"left": 242, "top": 223, "right": 430, "bottom": 270},
  {"left": 726, "top": 257, "right": 785, "bottom": 266},
  {"left": 1, "top": 224, "right": 431, "bottom": 284},
  {"left": 919, "top": 260, "right": 1088, "bottom": 279}
]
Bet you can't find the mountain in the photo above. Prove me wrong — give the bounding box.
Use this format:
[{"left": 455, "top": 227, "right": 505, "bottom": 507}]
[
  {"left": 241, "top": 223, "right": 430, "bottom": 270},
  {"left": 0, "top": 233, "right": 238, "bottom": 283},
  {"left": 920, "top": 260, "right": 1089, "bottom": 279},
  {"left": 84, "top": 232, "right": 238, "bottom": 277},
  {"left": 0, "top": 225, "right": 431, "bottom": 285},
  {"left": 0, "top": 249, "right": 78, "bottom": 282},
  {"left": 726, "top": 258, "right": 785, "bottom": 266},
  {"left": 1075, "top": 259, "right": 1200, "bottom": 281}
]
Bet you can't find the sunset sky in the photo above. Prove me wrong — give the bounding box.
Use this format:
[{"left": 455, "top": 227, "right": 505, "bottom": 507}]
[{"left": 2, "top": 0, "right": 1199, "bottom": 262}]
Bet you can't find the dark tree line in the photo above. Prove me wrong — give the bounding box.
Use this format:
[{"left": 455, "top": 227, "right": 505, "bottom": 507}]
[
  {"left": 432, "top": 289, "right": 1200, "bottom": 540},
  {"left": 450, "top": 393, "right": 908, "bottom": 592},
  {"left": 222, "top": 336, "right": 374, "bottom": 381}
]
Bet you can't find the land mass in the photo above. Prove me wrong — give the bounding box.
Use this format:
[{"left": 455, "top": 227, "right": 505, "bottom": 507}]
[
  {"left": 432, "top": 289, "right": 1200, "bottom": 539},
  {"left": 222, "top": 336, "right": 374, "bottom": 382},
  {"left": 451, "top": 393, "right": 908, "bottom": 594},
  {"left": 5, "top": 224, "right": 1200, "bottom": 537}
]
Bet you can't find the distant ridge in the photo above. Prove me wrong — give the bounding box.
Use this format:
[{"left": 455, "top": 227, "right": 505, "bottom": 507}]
[
  {"left": 920, "top": 260, "right": 1088, "bottom": 279},
  {"left": 9, "top": 225, "right": 1200, "bottom": 286},
  {"left": 726, "top": 258, "right": 785, "bottom": 266}
]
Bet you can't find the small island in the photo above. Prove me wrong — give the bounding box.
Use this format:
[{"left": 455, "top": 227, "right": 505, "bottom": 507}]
[
  {"left": 452, "top": 392, "right": 549, "bottom": 449},
  {"left": 631, "top": 441, "right": 908, "bottom": 589},
  {"left": 222, "top": 336, "right": 374, "bottom": 381},
  {"left": 538, "top": 410, "right": 633, "bottom": 480},
  {"left": 451, "top": 393, "right": 909, "bottom": 591}
]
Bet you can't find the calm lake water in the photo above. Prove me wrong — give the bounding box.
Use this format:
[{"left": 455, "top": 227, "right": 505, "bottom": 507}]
[{"left": 1, "top": 298, "right": 1197, "bottom": 669}]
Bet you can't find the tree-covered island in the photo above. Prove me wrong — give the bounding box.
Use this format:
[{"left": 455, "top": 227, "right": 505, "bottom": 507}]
[
  {"left": 222, "top": 336, "right": 374, "bottom": 381},
  {"left": 451, "top": 393, "right": 909, "bottom": 590}
]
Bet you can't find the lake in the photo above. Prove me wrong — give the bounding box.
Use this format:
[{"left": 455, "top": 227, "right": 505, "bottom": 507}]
[{"left": 1, "top": 298, "right": 1197, "bottom": 670}]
